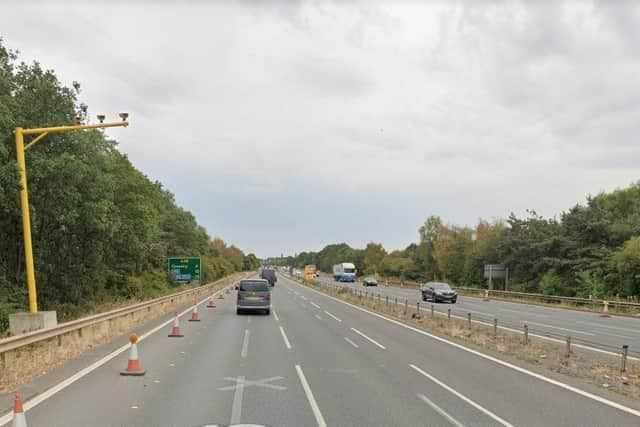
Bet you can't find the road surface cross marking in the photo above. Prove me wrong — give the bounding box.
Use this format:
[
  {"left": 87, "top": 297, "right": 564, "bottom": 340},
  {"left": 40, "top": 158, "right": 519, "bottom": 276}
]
[{"left": 219, "top": 376, "right": 287, "bottom": 391}]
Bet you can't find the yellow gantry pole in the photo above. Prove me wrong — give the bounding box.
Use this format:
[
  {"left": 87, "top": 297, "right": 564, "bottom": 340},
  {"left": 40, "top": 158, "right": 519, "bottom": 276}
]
[
  {"left": 15, "top": 127, "right": 39, "bottom": 313},
  {"left": 14, "top": 118, "right": 129, "bottom": 313}
]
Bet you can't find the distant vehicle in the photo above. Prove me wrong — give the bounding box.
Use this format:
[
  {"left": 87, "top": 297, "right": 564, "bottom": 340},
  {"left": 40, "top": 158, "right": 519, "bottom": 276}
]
[
  {"left": 333, "top": 262, "right": 357, "bottom": 282},
  {"left": 362, "top": 277, "right": 378, "bottom": 286},
  {"left": 237, "top": 279, "right": 271, "bottom": 314},
  {"left": 261, "top": 268, "right": 277, "bottom": 286},
  {"left": 421, "top": 282, "right": 457, "bottom": 303}
]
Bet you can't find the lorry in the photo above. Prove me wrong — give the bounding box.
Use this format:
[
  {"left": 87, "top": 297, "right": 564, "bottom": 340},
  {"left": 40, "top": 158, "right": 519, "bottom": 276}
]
[{"left": 332, "top": 262, "right": 357, "bottom": 282}]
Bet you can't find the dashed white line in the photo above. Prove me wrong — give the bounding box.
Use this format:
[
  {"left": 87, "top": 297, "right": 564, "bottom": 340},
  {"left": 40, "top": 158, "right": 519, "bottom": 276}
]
[
  {"left": 314, "top": 314, "right": 323, "bottom": 321},
  {"left": 300, "top": 295, "right": 308, "bottom": 301},
  {"left": 279, "top": 326, "right": 292, "bottom": 350},
  {"left": 344, "top": 337, "right": 359, "bottom": 348},
  {"left": 296, "top": 365, "right": 328, "bottom": 427},
  {"left": 526, "top": 321, "right": 595, "bottom": 336},
  {"left": 241, "top": 329, "right": 249, "bottom": 358},
  {"left": 310, "top": 301, "right": 321, "bottom": 309},
  {"left": 273, "top": 309, "right": 280, "bottom": 321},
  {"left": 324, "top": 311, "right": 342, "bottom": 322},
  {"left": 350, "top": 327, "right": 386, "bottom": 350},
  {"left": 576, "top": 321, "right": 639, "bottom": 334},
  {"left": 230, "top": 375, "right": 245, "bottom": 424},
  {"left": 410, "top": 364, "right": 513, "bottom": 427},
  {"left": 417, "top": 393, "right": 466, "bottom": 427}
]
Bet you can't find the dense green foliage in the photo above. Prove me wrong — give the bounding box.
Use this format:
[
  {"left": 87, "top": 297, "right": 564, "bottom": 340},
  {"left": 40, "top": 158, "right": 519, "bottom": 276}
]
[
  {"left": 277, "top": 187, "right": 640, "bottom": 298},
  {"left": 0, "top": 39, "right": 259, "bottom": 330}
]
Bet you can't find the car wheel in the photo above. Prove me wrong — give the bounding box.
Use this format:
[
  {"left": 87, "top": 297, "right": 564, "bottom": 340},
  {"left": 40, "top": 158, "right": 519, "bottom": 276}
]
[
  {"left": 236, "top": 308, "right": 242, "bottom": 315},
  {"left": 452, "top": 299, "right": 457, "bottom": 304},
  {"left": 422, "top": 295, "right": 427, "bottom": 302},
  {"left": 265, "top": 309, "right": 271, "bottom": 315}
]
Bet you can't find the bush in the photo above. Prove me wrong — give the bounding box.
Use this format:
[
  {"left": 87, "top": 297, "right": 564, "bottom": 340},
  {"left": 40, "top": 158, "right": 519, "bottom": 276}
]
[{"left": 538, "top": 270, "right": 566, "bottom": 296}]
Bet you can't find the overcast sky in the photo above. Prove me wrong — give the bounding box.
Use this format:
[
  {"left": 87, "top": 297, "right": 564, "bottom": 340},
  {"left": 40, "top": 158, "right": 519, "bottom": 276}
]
[{"left": 2, "top": 1, "right": 640, "bottom": 257}]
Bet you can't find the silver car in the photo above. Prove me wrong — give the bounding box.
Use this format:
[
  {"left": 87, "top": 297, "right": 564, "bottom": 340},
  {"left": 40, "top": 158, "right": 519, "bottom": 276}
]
[{"left": 237, "top": 279, "right": 271, "bottom": 315}]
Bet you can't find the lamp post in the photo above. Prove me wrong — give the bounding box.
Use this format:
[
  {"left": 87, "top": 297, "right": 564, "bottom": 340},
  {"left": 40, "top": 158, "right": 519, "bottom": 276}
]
[{"left": 10, "top": 114, "right": 129, "bottom": 334}]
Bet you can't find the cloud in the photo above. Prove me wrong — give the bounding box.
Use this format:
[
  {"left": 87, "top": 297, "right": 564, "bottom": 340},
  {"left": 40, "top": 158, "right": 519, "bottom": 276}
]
[{"left": 2, "top": 1, "right": 640, "bottom": 256}]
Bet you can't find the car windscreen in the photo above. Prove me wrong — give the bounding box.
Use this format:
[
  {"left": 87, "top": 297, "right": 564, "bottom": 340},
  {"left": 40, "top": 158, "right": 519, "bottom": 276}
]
[
  {"left": 239, "top": 281, "right": 269, "bottom": 292},
  {"left": 431, "top": 283, "right": 451, "bottom": 290},
  {"left": 344, "top": 268, "right": 355, "bottom": 273}
]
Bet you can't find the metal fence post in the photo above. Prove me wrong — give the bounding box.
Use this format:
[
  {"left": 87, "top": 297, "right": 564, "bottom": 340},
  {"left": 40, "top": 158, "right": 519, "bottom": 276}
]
[
  {"left": 431, "top": 304, "right": 434, "bottom": 318},
  {"left": 523, "top": 324, "right": 529, "bottom": 345},
  {"left": 395, "top": 297, "right": 398, "bottom": 305},
  {"left": 565, "top": 336, "right": 572, "bottom": 358},
  {"left": 417, "top": 301, "right": 420, "bottom": 316},
  {"left": 447, "top": 308, "right": 451, "bottom": 321},
  {"left": 621, "top": 345, "right": 629, "bottom": 372},
  {"left": 386, "top": 295, "right": 388, "bottom": 306},
  {"left": 493, "top": 318, "right": 498, "bottom": 338},
  {"left": 404, "top": 299, "right": 408, "bottom": 315},
  {"left": 467, "top": 312, "right": 472, "bottom": 328}
]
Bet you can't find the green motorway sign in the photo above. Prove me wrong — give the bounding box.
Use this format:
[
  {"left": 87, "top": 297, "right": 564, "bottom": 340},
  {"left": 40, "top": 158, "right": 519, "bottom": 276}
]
[{"left": 168, "top": 257, "right": 201, "bottom": 283}]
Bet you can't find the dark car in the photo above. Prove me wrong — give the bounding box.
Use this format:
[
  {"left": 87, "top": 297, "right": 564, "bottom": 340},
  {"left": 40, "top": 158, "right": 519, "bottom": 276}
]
[
  {"left": 421, "top": 282, "right": 457, "bottom": 303},
  {"left": 237, "top": 279, "right": 271, "bottom": 315},
  {"left": 363, "top": 277, "right": 378, "bottom": 286},
  {"left": 260, "top": 268, "right": 277, "bottom": 286}
]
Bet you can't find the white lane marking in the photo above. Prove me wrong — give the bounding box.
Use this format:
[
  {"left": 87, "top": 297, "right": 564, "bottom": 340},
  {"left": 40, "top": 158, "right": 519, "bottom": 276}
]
[
  {"left": 241, "top": 329, "right": 250, "bottom": 358},
  {"left": 576, "top": 321, "right": 640, "bottom": 334},
  {"left": 525, "top": 321, "right": 595, "bottom": 336},
  {"left": 296, "top": 365, "right": 328, "bottom": 427},
  {"left": 230, "top": 375, "right": 245, "bottom": 425},
  {"left": 417, "top": 393, "right": 466, "bottom": 427},
  {"left": 314, "top": 314, "right": 323, "bottom": 321},
  {"left": 273, "top": 309, "right": 280, "bottom": 321},
  {"left": 288, "top": 278, "right": 640, "bottom": 418},
  {"left": 300, "top": 295, "right": 308, "bottom": 301},
  {"left": 459, "top": 302, "right": 483, "bottom": 309},
  {"left": 593, "top": 331, "right": 634, "bottom": 340},
  {"left": 324, "top": 311, "right": 342, "bottom": 322},
  {"left": 279, "top": 326, "right": 292, "bottom": 350},
  {"left": 350, "top": 327, "right": 386, "bottom": 350},
  {"left": 411, "top": 365, "right": 513, "bottom": 427},
  {"left": 344, "top": 337, "right": 359, "bottom": 348},
  {"left": 310, "top": 301, "right": 321, "bottom": 309},
  {"left": 0, "top": 286, "right": 228, "bottom": 426}
]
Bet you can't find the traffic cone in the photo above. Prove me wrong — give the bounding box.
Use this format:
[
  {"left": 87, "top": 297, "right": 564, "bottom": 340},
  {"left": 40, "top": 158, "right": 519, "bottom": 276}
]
[
  {"left": 12, "top": 394, "right": 26, "bottom": 427},
  {"left": 189, "top": 301, "right": 201, "bottom": 321},
  {"left": 600, "top": 301, "right": 611, "bottom": 318},
  {"left": 483, "top": 289, "right": 490, "bottom": 302},
  {"left": 120, "top": 334, "right": 146, "bottom": 376},
  {"left": 206, "top": 295, "right": 217, "bottom": 308},
  {"left": 168, "top": 313, "right": 184, "bottom": 337},
  {"left": 217, "top": 292, "right": 224, "bottom": 299}
]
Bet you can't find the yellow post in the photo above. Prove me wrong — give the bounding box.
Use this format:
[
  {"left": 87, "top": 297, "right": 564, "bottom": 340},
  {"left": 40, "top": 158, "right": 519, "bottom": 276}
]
[{"left": 15, "top": 128, "right": 39, "bottom": 313}]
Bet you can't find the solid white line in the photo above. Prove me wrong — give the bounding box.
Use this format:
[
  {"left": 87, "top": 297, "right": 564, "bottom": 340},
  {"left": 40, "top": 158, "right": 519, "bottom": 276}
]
[
  {"left": 273, "top": 309, "right": 280, "bottom": 321},
  {"left": 0, "top": 286, "right": 226, "bottom": 426},
  {"left": 279, "top": 326, "right": 292, "bottom": 350},
  {"left": 526, "top": 321, "right": 595, "bottom": 336},
  {"left": 241, "top": 329, "right": 249, "bottom": 358},
  {"left": 230, "top": 375, "right": 245, "bottom": 424},
  {"left": 287, "top": 278, "right": 640, "bottom": 418},
  {"left": 350, "top": 327, "right": 386, "bottom": 350},
  {"left": 417, "top": 393, "right": 466, "bottom": 427},
  {"left": 310, "top": 301, "right": 321, "bottom": 309},
  {"left": 576, "top": 321, "right": 639, "bottom": 334},
  {"left": 411, "top": 365, "right": 513, "bottom": 427},
  {"left": 296, "top": 365, "right": 328, "bottom": 427},
  {"left": 344, "top": 337, "right": 359, "bottom": 348},
  {"left": 324, "top": 311, "right": 342, "bottom": 322},
  {"left": 314, "top": 314, "right": 323, "bottom": 320}
]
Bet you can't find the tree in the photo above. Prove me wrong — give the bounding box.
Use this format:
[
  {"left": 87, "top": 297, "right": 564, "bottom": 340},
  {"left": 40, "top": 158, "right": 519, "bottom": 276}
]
[{"left": 363, "top": 242, "right": 386, "bottom": 274}]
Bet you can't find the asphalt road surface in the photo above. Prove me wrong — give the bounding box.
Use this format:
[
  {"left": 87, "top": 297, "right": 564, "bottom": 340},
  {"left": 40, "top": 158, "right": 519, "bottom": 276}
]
[
  {"left": 314, "top": 275, "right": 640, "bottom": 356},
  {"left": 3, "top": 274, "right": 640, "bottom": 426}
]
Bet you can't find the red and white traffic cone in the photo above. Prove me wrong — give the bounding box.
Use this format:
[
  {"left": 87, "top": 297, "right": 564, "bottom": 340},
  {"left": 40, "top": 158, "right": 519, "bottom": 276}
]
[
  {"left": 12, "top": 394, "right": 27, "bottom": 427},
  {"left": 120, "top": 334, "right": 146, "bottom": 376},
  {"left": 189, "top": 301, "right": 201, "bottom": 321},
  {"left": 483, "top": 289, "right": 490, "bottom": 302},
  {"left": 168, "top": 312, "right": 184, "bottom": 337},
  {"left": 600, "top": 301, "right": 611, "bottom": 318},
  {"left": 217, "top": 291, "right": 224, "bottom": 299},
  {"left": 206, "top": 295, "right": 217, "bottom": 308}
]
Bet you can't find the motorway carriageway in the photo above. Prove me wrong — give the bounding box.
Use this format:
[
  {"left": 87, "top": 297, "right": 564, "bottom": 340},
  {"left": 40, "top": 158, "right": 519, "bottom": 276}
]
[
  {"left": 315, "top": 276, "right": 640, "bottom": 356},
  {"left": 2, "top": 274, "right": 640, "bottom": 426}
]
